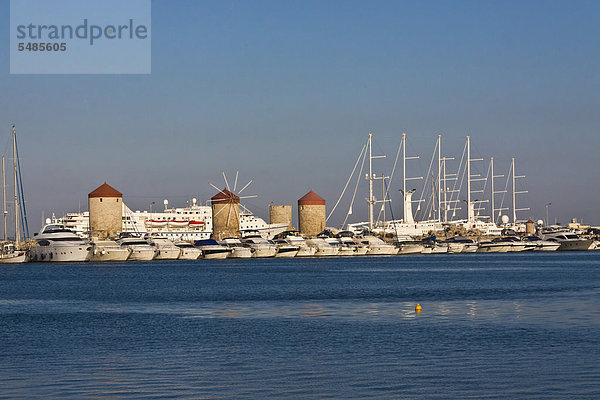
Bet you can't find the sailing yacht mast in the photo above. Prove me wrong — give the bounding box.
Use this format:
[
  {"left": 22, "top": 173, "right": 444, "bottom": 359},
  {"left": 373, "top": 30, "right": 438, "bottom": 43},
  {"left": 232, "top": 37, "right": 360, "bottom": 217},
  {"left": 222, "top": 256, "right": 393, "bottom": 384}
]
[
  {"left": 437, "top": 135, "right": 441, "bottom": 222},
  {"left": 366, "top": 131, "right": 385, "bottom": 230},
  {"left": 12, "top": 125, "right": 19, "bottom": 244},
  {"left": 368, "top": 132, "right": 373, "bottom": 230},
  {"left": 466, "top": 136, "right": 472, "bottom": 222},
  {"left": 400, "top": 133, "right": 421, "bottom": 224},
  {"left": 490, "top": 157, "right": 495, "bottom": 223},
  {"left": 2, "top": 156, "right": 6, "bottom": 241},
  {"left": 489, "top": 157, "right": 507, "bottom": 224},
  {"left": 511, "top": 158, "right": 529, "bottom": 223}
]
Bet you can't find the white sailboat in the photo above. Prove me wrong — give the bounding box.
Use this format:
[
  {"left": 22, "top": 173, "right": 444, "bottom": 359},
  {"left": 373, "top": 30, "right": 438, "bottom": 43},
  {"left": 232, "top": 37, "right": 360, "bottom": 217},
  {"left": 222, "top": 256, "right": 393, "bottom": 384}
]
[{"left": 0, "top": 125, "right": 27, "bottom": 264}]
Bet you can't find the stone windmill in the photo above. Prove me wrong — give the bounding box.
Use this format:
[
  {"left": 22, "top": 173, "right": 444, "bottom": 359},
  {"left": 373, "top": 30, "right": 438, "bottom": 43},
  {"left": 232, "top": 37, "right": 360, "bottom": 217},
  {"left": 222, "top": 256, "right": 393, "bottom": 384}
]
[{"left": 209, "top": 171, "right": 256, "bottom": 240}]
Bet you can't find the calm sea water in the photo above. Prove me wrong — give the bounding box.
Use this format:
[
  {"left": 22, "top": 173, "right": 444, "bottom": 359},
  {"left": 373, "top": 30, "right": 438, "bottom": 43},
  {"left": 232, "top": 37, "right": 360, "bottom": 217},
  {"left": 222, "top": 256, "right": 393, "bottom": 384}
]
[{"left": 1, "top": 252, "right": 599, "bottom": 399}]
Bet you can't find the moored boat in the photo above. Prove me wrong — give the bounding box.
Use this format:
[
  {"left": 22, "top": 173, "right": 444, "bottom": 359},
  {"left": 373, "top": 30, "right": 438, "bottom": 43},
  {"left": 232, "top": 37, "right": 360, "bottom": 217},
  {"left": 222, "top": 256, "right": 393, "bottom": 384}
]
[
  {"left": 174, "top": 241, "right": 202, "bottom": 260},
  {"left": 195, "top": 239, "right": 231, "bottom": 259},
  {"left": 117, "top": 236, "right": 156, "bottom": 261},
  {"left": 30, "top": 224, "right": 92, "bottom": 262},
  {"left": 543, "top": 232, "right": 593, "bottom": 251},
  {"left": 0, "top": 242, "right": 27, "bottom": 264},
  {"left": 220, "top": 238, "right": 253, "bottom": 259},
  {"left": 90, "top": 240, "right": 131, "bottom": 262}
]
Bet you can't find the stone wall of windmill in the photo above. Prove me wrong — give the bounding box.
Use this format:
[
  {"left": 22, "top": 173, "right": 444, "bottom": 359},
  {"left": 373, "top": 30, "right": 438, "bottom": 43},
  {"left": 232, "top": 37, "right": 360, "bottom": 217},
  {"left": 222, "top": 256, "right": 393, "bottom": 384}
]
[
  {"left": 211, "top": 189, "right": 240, "bottom": 240},
  {"left": 88, "top": 182, "right": 123, "bottom": 239},
  {"left": 298, "top": 190, "right": 326, "bottom": 237},
  {"left": 269, "top": 205, "right": 293, "bottom": 230}
]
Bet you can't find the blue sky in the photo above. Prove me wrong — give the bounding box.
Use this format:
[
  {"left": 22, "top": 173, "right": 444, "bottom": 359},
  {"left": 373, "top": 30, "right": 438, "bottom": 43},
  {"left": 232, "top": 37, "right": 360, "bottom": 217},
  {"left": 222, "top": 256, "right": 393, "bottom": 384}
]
[{"left": 1, "top": 0, "right": 599, "bottom": 232}]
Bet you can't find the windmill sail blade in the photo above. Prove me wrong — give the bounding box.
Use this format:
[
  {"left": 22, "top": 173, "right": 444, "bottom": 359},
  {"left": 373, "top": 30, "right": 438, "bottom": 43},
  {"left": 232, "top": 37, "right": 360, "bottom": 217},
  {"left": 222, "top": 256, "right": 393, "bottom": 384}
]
[
  {"left": 209, "top": 182, "right": 222, "bottom": 193},
  {"left": 233, "top": 204, "right": 241, "bottom": 224},
  {"left": 238, "top": 180, "right": 253, "bottom": 195},
  {"left": 213, "top": 203, "right": 230, "bottom": 218},
  {"left": 226, "top": 203, "right": 232, "bottom": 226},
  {"left": 222, "top": 171, "right": 231, "bottom": 192},
  {"left": 233, "top": 170, "right": 239, "bottom": 193}
]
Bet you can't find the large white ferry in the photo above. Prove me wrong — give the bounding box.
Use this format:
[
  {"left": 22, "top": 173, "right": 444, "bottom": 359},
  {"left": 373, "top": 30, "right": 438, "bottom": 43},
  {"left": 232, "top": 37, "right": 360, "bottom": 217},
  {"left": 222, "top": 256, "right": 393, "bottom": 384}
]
[{"left": 52, "top": 198, "right": 288, "bottom": 241}]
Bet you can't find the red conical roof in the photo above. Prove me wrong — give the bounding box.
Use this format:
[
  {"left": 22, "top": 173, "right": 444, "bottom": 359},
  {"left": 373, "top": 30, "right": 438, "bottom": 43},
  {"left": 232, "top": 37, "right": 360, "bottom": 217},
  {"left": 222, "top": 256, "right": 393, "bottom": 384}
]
[
  {"left": 88, "top": 182, "right": 122, "bottom": 198},
  {"left": 298, "top": 190, "right": 325, "bottom": 205},
  {"left": 211, "top": 188, "right": 240, "bottom": 204}
]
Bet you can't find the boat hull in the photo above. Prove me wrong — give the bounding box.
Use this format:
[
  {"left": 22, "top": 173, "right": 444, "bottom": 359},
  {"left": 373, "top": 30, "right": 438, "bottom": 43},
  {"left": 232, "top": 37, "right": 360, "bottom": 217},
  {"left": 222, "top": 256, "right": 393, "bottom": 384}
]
[
  {"left": 90, "top": 247, "right": 131, "bottom": 262},
  {"left": 228, "top": 247, "right": 253, "bottom": 259},
  {"left": 337, "top": 247, "right": 356, "bottom": 256},
  {"left": 178, "top": 249, "right": 201, "bottom": 260},
  {"left": 557, "top": 240, "right": 593, "bottom": 251},
  {"left": 30, "top": 245, "right": 91, "bottom": 262},
  {"left": 154, "top": 248, "right": 181, "bottom": 260},
  {"left": 0, "top": 252, "right": 27, "bottom": 263},
  {"left": 252, "top": 248, "right": 277, "bottom": 258},
  {"left": 202, "top": 250, "right": 230, "bottom": 260},
  {"left": 295, "top": 246, "right": 316, "bottom": 257},
  {"left": 127, "top": 248, "right": 156, "bottom": 261},
  {"left": 367, "top": 245, "right": 398, "bottom": 256},
  {"left": 396, "top": 244, "right": 424, "bottom": 255},
  {"left": 275, "top": 248, "right": 299, "bottom": 258}
]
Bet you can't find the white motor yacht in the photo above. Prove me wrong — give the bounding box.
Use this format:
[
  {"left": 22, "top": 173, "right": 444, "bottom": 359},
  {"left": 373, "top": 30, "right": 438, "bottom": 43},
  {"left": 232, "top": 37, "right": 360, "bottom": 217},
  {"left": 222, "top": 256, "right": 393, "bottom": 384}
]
[
  {"left": 144, "top": 235, "right": 181, "bottom": 260},
  {"left": 30, "top": 224, "right": 92, "bottom": 262},
  {"left": 337, "top": 237, "right": 368, "bottom": 255},
  {"left": 521, "top": 236, "right": 560, "bottom": 252},
  {"left": 393, "top": 236, "right": 424, "bottom": 255},
  {"left": 0, "top": 242, "right": 27, "bottom": 264},
  {"left": 281, "top": 233, "right": 316, "bottom": 257},
  {"left": 421, "top": 243, "right": 449, "bottom": 254},
  {"left": 90, "top": 240, "right": 131, "bottom": 262},
  {"left": 543, "top": 232, "right": 593, "bottom": 251},
  {"left": 220, "top": 238, "right": 253, "bottom": 259},
  {"left": 325, "top": 237, "right": 356, "bottom": 256},
  {"left": 272, "top": 239, "right": 300, "bottom": 258},
  {"left": 444, "top": 236, "right": 478, "bottom": 253},
  {"left": 241, "top": 236, "right": 277, "bottom": 258},
  {"left": 174, "top": 241, "right": 202, "bottom": 260},
  {"left": 305, "top": 237, "right": 339, "bottom": 256},
  {"left": 195, "top": 239, "right": 231, "bottom": 259},
  {"left": 117, "top": 236, "right": 156, "bottom": 261},
  {"left": 360, "top": 236, "right": 398, "bottom": 256},
  {"left": 477, "top": 238, "right": 510, "bottom": 253}
]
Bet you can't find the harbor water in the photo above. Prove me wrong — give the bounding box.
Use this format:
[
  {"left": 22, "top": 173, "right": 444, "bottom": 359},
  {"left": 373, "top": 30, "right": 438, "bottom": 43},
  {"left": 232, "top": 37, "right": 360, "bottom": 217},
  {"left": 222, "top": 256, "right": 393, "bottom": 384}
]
[{"left": 1, "top": 252, "right": 599, "bottom": 399}]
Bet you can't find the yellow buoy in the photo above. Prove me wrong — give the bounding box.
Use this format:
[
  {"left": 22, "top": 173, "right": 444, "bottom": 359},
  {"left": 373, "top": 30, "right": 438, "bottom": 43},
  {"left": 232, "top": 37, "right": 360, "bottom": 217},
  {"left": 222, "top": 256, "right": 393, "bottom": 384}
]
[{"left": 415, "top": 304, "right": 422, "bottom": 313}]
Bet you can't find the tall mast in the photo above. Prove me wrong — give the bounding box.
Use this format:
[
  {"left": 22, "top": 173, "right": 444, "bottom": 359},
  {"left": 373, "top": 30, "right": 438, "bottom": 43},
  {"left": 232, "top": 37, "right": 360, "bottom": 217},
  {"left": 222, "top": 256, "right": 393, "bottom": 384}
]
[
  {"left": 2, "top": 155, "right": 6, "bottom": 241},
  {"left": 466, "top": 136, "right": 472, "bottom": 222},
  {"left": 511, "top": 158, "right": 516, "bottom": 224},
  {"left": 365, "top": 131, "right": 386, "bottom": 231},
  {"left": 511, "top": 157, "right": 530, "bottom": 223},
  {"left": 490, "top": 157, "right": 495, "bottom": 224},
  {"left": 368, "top": 131, "right": 373, "bottom": 230},
  {"left": 12, "top": 125, "right": 19, "bottom": 244},
  {"left": 437, "top": 135, "right": 441, "bottom": 222},
  {"left": 442, "top": 158, "right": 448, "bottom": 222},
  {"left": 402, "top": 133, "right": 406, "bottom": 201}
]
